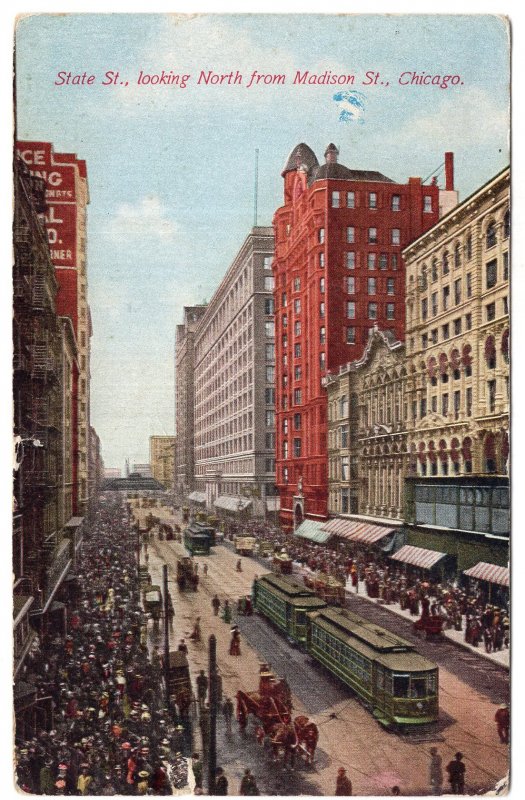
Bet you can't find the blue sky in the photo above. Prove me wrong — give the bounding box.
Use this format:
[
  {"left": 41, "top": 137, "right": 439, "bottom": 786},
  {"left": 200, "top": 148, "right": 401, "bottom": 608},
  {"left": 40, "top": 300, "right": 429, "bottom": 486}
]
[{"left": 15, "top": 13, "right": 509, "bottom": 471}]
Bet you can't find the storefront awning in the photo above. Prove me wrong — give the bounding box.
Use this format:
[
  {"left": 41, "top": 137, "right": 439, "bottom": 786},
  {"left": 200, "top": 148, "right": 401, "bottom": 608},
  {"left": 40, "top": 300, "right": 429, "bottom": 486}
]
[
  {"left": 463, "top": 562, "right": 509, "bottom": 587},
  {"left": 187, "top": 491, "right": 206, "bottom": 504},
  {"left": 321, "top": 518, "right": 394, "bottom": 544},
  {"left": 214, "top": 495, "right": 252, "bottom": 512},
  {"left": 266, "top": 497, "right": 280, "bottom": 512},
  {"left": 294, "top": 519, "right": 332, "bottom": 544},
  {"left": 390, "top": 544, "right": 447, "bottom": 570}
]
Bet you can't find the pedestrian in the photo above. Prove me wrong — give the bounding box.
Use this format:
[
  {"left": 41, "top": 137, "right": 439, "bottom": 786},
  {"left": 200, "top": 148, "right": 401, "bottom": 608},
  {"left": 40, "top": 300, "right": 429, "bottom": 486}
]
[
  {"left": 229, "top": 626, "right": 241, "bottom": 656},
  {"left": 190, "top": 617, "right": 202, "bottom": 643},
  {"left": 335, "top": 766, "right": 352, "bottom": 795},
  {"left": 215, "top": 767, "right": 228, "bottom": 795},
  {"left": 77, "top": 765, "right": 93, "bottom": 796},
  {"left": 446, "top": 752, "right": 465, "bottom": 794},
  {"left": 203, "top": 564, "right": 208, "bottom": 577},
  {"left": 191, "top": 752, "right": 203, "bottom": 790},
  {"left": 240, "top": 768, "right": 260, "bottom": 795},
  {"left": 222, "top": 600, "right": 232, "bottom": 624},
  {"left": 222, "top": 697, "right": 234, "bottom": 736},
  {"left": 429, "top": 747, "right": 443, "bottom": 795},
  {"left": 236, "top": 559, "right": 243, "bottom": 572},
  {"left": 178, "top": 638, "right": 188, "bottom": 655},
  {"left": 196, "top": 670, "right": 208, "bottom": 707},
  {"left": 494, "top": 704, "right": 509, "bottom": 744},
  {"left": 39, "top": 759, "right": 55, "bottom": 794},
  {"left": 212, "top": 595, "right": 221, "bottom": 616},
  {"left": 137, "top": 769, "right": 150, "bottom": 795}
]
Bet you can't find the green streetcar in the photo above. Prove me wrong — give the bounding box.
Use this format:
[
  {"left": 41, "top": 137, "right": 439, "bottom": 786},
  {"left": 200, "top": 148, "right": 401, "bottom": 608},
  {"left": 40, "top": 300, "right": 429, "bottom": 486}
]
[
  {"left": 252, "top": 573, "right": 326, "bottom": 646},
  {"left": 183, "top": 525, "right": 212, "bottom": 555},
  {"left": 253, "top": 574, "right": 439, "bottom": 728}
]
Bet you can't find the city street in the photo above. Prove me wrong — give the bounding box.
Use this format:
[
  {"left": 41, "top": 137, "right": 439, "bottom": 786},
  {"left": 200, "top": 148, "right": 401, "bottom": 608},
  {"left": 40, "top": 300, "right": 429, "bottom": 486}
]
[{"left": 136, "top": 504, "right": 509, "bottom": 796}]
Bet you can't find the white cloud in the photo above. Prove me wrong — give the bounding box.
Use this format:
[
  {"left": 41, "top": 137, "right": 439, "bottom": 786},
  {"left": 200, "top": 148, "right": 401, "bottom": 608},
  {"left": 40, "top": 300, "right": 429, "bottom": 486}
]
[{"left": 104, "top": 194, "right": 179, "bottom": 244}]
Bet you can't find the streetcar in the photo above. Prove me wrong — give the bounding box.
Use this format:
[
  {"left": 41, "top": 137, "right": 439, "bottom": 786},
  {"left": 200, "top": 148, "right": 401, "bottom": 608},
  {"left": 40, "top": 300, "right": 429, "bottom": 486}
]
[
  {"left": 252, "top": 573, "right": 326, "bottom": 646},
  {"left": 253, "top": 574, "right": 439, "bottom": 728},
  {"left": 183, "top": 525, "right": 212, "bottom": 555}
]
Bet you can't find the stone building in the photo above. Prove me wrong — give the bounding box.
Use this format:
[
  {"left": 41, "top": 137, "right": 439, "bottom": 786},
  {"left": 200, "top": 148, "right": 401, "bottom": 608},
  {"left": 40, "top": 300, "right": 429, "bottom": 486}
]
[
  {"left": 175, "top": 305, "right": 207, "bottom": 496},
  {"left": 403, "top": 166, "right": 510, "bottom": 569},
  {"left": 326, "top": 327, "right": 408, "bottom": 524},
  {"left": 150, "top": 435, "right": 176, "bottom": 489},
  {"left": 191, "top": 226, "right": 277, "bottom": 517}
]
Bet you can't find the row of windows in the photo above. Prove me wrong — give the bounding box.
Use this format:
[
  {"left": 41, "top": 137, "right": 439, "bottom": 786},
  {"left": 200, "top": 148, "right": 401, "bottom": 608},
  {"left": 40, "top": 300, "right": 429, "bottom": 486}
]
[
  {"left": 345, "top": 252, "right": 399, "bottom": 270},
  {"left": 347, "top": 276, "right": 396, "bottom": 295},
  {"left": 342, "top": 227, "right": 401, "bottom": 246},
  {"left": 329, "top": 191, "right": 433, "bottom": 213},
  {"left": 311, "top": 625, "right": 372, "bottom": 683},
  {"left": 348, "top": 302, "right": 396, "bottom": 320}
]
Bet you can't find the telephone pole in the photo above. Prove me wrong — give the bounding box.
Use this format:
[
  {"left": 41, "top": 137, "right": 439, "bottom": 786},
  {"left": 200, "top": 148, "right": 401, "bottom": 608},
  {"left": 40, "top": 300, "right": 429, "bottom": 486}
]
[{"left": 207, "top": 634, "right": 218, "bottom": 794}]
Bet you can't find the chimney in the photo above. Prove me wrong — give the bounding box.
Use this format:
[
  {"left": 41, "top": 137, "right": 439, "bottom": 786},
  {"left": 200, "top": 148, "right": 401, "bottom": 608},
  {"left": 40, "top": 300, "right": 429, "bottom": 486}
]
[{"left": 445, "top": 152, "right": 454, "bottom": 191}]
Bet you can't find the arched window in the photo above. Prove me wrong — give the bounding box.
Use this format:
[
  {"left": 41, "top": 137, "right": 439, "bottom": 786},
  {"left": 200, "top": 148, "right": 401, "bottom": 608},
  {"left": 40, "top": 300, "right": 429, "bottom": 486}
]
[
  {"left": 428, "top": 441, "right": 438, "bottom": 475},
  {"left": 486, "top": 221, "right": 497, "bottom": 249},
  {"left": 438, "top": 439, "right": 448, "bottom": 475},
  {"left": 450, "top": 438, "right": 461, "bottom": 475},
  {"left": 439, "top": 353, "right": 448, "bottom": 382},
  {"left": 484, "top": 433, "right": 496, "bottom": 474},
  {"left": 454, "top": 242, "right": 462, "bottom": 268},
  {"left": 462, "top": 437, "right": 473, "bottom": 473},
  {"left": 427, "top": 356, "right": 437, "bottom": 384},
  {"left": 418, "top": 442, "right": 427, "bottom": 476},
  {"left": 462, "top": 344, "right": 473, "bottom": 377},
  {"left": 501, "top": 329, "right": 509, "bottom": 364},
  {"left": 485, "top": 335, "right": 496, "bottom": 369},
  {"left": 501, "top": 431, "right": 509, "bottom": 474},
  {"left": 431, "top": 258, "right": 438, "bottom": 282},
  {"left": 442, "top": 250, "right": 450, "bottom": 275},
  {"left": 450, "top": 348, "right": 461, "bottom": 380},
  {"left": 504, "top": 210, "right": 510, "bottom": 239}
]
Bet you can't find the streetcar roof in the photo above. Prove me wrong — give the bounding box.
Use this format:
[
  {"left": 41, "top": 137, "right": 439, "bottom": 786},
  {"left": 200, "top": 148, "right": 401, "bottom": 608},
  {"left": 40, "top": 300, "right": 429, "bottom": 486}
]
[{"left": 257, "top": 572, "right": 321, "bottom": 599}]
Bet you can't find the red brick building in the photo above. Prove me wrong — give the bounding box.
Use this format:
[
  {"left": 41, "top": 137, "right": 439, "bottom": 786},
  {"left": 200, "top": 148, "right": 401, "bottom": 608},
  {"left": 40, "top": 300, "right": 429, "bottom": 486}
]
[{"left": 273, "top": 143, "right": 451, "bottom": 530}]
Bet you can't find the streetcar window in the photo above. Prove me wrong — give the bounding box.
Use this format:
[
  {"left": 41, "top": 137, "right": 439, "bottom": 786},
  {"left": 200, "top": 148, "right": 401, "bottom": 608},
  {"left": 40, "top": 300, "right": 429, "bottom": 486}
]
[
  {"left": 392, "top": 674, "right": 410, "bottom": 697},
  {"left": 410, "top": 677, "right": 427, "bottom": 698},
  {"left": 427, "top": 672, "right": 437, "bottom": 696},
  {"left": 295, "top": 611, "right": 306, "bottom": 626}
]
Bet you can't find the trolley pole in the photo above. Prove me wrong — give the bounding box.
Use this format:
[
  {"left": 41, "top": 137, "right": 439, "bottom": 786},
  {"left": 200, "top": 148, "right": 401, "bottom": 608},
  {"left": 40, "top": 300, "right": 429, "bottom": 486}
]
[
  {"left": 163, "top": 564, "right": 171, "bottom": 709},
  {"left": 207, "top": 634, "right": 218, "bottom": 795}
]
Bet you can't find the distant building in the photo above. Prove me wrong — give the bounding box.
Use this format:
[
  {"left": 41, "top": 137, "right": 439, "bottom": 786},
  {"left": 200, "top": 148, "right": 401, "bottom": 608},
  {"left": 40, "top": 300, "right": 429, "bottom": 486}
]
[
  {"left": 132, "top": 463, "right": 152, "bottom": 478},
  {"left": 191, "top": 226, "right": 277, "bottom": 518},
  {"left": 104, "top": 467, "right": 122, "bottom": 479},
  {"left": 272, "top": 143, "right": 454, "bottom": 530},
  {"left": 175, "top": 305, "right": 207, "bottom": 495},
  {"left": 150, "top": 435, "right": 176, "bottom": 489}
]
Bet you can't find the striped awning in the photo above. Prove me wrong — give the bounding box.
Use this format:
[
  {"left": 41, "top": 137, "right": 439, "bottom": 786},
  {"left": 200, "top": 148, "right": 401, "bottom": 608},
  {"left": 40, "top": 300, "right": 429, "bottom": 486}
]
[
  {"left": 214, "top": 495, "right": 252, "bottom": 512},
  {"left": 321, "top": 518, "right": 394, "bottom": 544},
  {"left": 463, "top": 562, "right": 509, "bottom": 587},
  {"left": 295, "top": 519, "right": 332, "bottom": 544},
  {"left": 390, "top": 544, "right": 447, "bottom": 570}
]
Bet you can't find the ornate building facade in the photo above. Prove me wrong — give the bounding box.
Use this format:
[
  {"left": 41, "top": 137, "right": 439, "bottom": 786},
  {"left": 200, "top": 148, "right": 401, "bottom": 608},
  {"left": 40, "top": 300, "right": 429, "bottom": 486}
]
[
  {"left": 327, "top": 328, "right": 408, "bottom": 524},
  {"left": 403, "top": 166, "right": 510, "bottom": 568},
  {"left": 272, "top": 143, "right": 453, "bottom": 530},
  {"left": 150, "top": 435, "right": 176, "bottom": 490}
]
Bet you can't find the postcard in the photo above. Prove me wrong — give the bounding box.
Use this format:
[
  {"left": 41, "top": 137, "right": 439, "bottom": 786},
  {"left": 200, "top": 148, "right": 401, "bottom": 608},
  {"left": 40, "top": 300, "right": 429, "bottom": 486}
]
[{"left": 12, "top": 12, "right": 510, "bottom": 797}]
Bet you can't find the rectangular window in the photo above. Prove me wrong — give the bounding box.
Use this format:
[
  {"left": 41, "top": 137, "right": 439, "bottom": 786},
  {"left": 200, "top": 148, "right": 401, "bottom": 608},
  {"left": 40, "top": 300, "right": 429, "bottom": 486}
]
[
  {"left": 368, "top": 253, "right": 376, "bottom": 270},
  {"left": 431, "top": 395, "right": 437, "bottom": 413},
  {"left": 424, "top": 196, "right": 432, "bottom": 213},
  {"left": 320, "top": 326, "right": 326, "bottom": 344},
  {"left": 282, "top": 314, "right": 288, "bottom": 328},
  {"left": 346, "top": 326, "right": 356, "bottom": 344},
  {"left": 347, "top": 301, "right": 356, "bottom": 319},
  {"left": 391, "top": 228, "right": 401, "bottom": 245},
  {"left": 346, "top": 251, "right": 355, "bottom": 269},
  {"left": 319, "top": 252, "right": 325, "bottom": 268},
  {"left": 264, "top": 298, "right": 275, "bottom": 314},
  {"left": 454, "top": 317, "right": 462, "bottom": 336},
  {"left": 442, "top": 285, "right": 450, "bottom": 310},
  {"left": 488, "top": 379, "right": 496, "bottom": 413},
  {"left": 283, "top": 418, "right": 289, "bottom": 434},
  {"left": 486, "top": 259, "right": 497, "bottom": 289},
  {"left": 265, "top": 410, "right": 275, "bottom": 427},
  {"left": 454, "top": 278, "right": 461, "bottom": 305},
  {"left": 265, "top": 388, "right": 275, "bottom": 405},
  {"left": 319, "top": 277, "right": 325, "bottom": 294},
  {"left": 294, "top": 389, "right": 302, "bottom": 405},
  {"left": 368, "top": 302, "right": 377, "bottom": 320},
  {"left": 503, "top": 251, "right": 509, "bottom": 281},
  {"left": 341, "top": 457, "right": 349, "bottom": 480},
  {"left": 421, "top": 298, "right": 428, "bottom": 320},
  {"left": 347, "top": 191, "right": 355, "bottom": 208},
  {"left": 265, "top": 321, "right": 274, "bottom": 337},
  {"left": 431, "top": 292, "right": 438, "bottom": 316},
  {"left": 369, "top": 192, "right": 377, "bottom": 209},
  {"left": 294, "top": 320, "right": 301, "bottom": 335},
  {"left": 294, "top": 298, "right": 301, "bottom": 313},
  {"left": 264, "top": 276, "right": 274, "bottom": 291},
  {"left": 368, "top": 277, "right": 376, "bottom": 295},
  {"left": 379, "top": 253, "right": 388, "bottom": 270},
  {"left": 466, "top": 272, "right": 472, "bottom": 298},
  {"left": 465, "top": 313, "right": 472, "bottom": 330},
  {"left": 265, "top": 343, "right": 275, "bottom": 361},
  {"left": 293, "top": 277, "right": 301, "bottom": 292},
  {"left": 331, "top": 191, "right": 340, "bottom": 208},
  {"left": 503, "top": 296, "right": 508, "bottom": 315},
  {"left": 368, "top": 227, "right": 378, "bottom": 244},
  {"left": 293, "top": 438, "right": 302, "bottom": 457},
  {"left": 341, "top": 424, "right": 349, "bottom": 448},
  {"left": 466, "top": 387, "right": 472, "bottom": 417},
  {"left": 318, "top": 228, "right": 325, "bottom": 243},
  {"left": 319, "top": 302, "right": 325, "bottom": 318},
  {"left": 294, "top": 413, "right": 301, "bottom": 430},
  {"left": 391, "top": 254, "right": 398, "bottom": 270},
  {"left": 281, "top": 291, "right": 287, "bottom": 307},
  {"left": 347, "top": 276, "right": 355, "bottom": 294},
  {"left": 421, "top": 333, "right": 428, "bottom": 349},
  {"left": 442, "top": 323, "right": 449, "bottom": 340},
  {"left": 294, "top": 343, "right": 301, "bottom": 358},
  {"left": 265, "top": 365, "right": 275, "bottom": 383},
  {"left": 391, "top": 194, "right": 401, "bottom": 211},
  {"left": 347, "top": 226, "right": 355, "bottom": 244},
  {"left": 420, "top": 398, "right": 427, "bottom": 418},
  {"left": 387, "top": 277, "right": 395, "bottom": 295},
  {"left": 265, "top": 432, "right": 275, "bottom": 448},
  {"left": 431, "top": 328, "right": 438, "bottom": 345},
  {"left": 486, "top": 302, "right": 496, "bottom": 322},
  {"left": 386, "top": 303, "right": 395, "bottom": 320},
  {"left": 320, "top": 352, "right": 326, "bottom": 370},
  {"left": 264, "top": 256, "right": 273, "bottom": 269},
  {"left": 454, "top": 390, "right": 461, "bottom": 419}
]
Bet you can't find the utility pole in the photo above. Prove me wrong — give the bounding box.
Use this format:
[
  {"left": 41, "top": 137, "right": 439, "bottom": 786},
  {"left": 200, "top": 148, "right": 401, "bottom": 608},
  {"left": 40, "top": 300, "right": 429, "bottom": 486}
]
[
  {"left": 207, "top": 634, "right": 218, "bottom": 794},
  {"left": 163, "top": 564, "right": 171, "bottom": 709}
]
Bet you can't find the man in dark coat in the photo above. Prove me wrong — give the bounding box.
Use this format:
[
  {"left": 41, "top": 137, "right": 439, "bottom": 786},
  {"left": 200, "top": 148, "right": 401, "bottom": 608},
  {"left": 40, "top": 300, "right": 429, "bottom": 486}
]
[
  {"left": 215, "top": 767, "right": 228, "bottom": 795},
  {"left": 335, "top": 767, "right": 353, "bottom": 795},
  {"left": 446, "top": 752, "right": 466, "bottom": 794}
]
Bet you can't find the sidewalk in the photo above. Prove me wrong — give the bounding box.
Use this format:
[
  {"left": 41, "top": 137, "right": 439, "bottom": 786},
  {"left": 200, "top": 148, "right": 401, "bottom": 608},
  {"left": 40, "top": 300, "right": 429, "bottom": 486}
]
[{"left": 296, "top": 566, "right": 509, "bottom": 669}]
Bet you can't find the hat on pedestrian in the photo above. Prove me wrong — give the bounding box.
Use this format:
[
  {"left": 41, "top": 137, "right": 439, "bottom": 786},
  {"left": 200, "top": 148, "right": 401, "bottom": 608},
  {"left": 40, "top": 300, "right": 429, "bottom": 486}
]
[
  {"left": 121, "top": 742, "right": 132, "bottom": 749},
  {"left": 338, "top": 768, "right": 346, "bottom": 775},
  {"left": 138, "top": 770, "right": 149, "bottom": 778}
]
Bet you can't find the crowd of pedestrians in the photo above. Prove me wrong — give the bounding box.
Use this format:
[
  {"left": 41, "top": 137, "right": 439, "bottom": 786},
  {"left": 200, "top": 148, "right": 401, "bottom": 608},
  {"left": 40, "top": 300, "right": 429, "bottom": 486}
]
[{"left": 15, "top": 494, "right": 191, "bottom": 795}]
